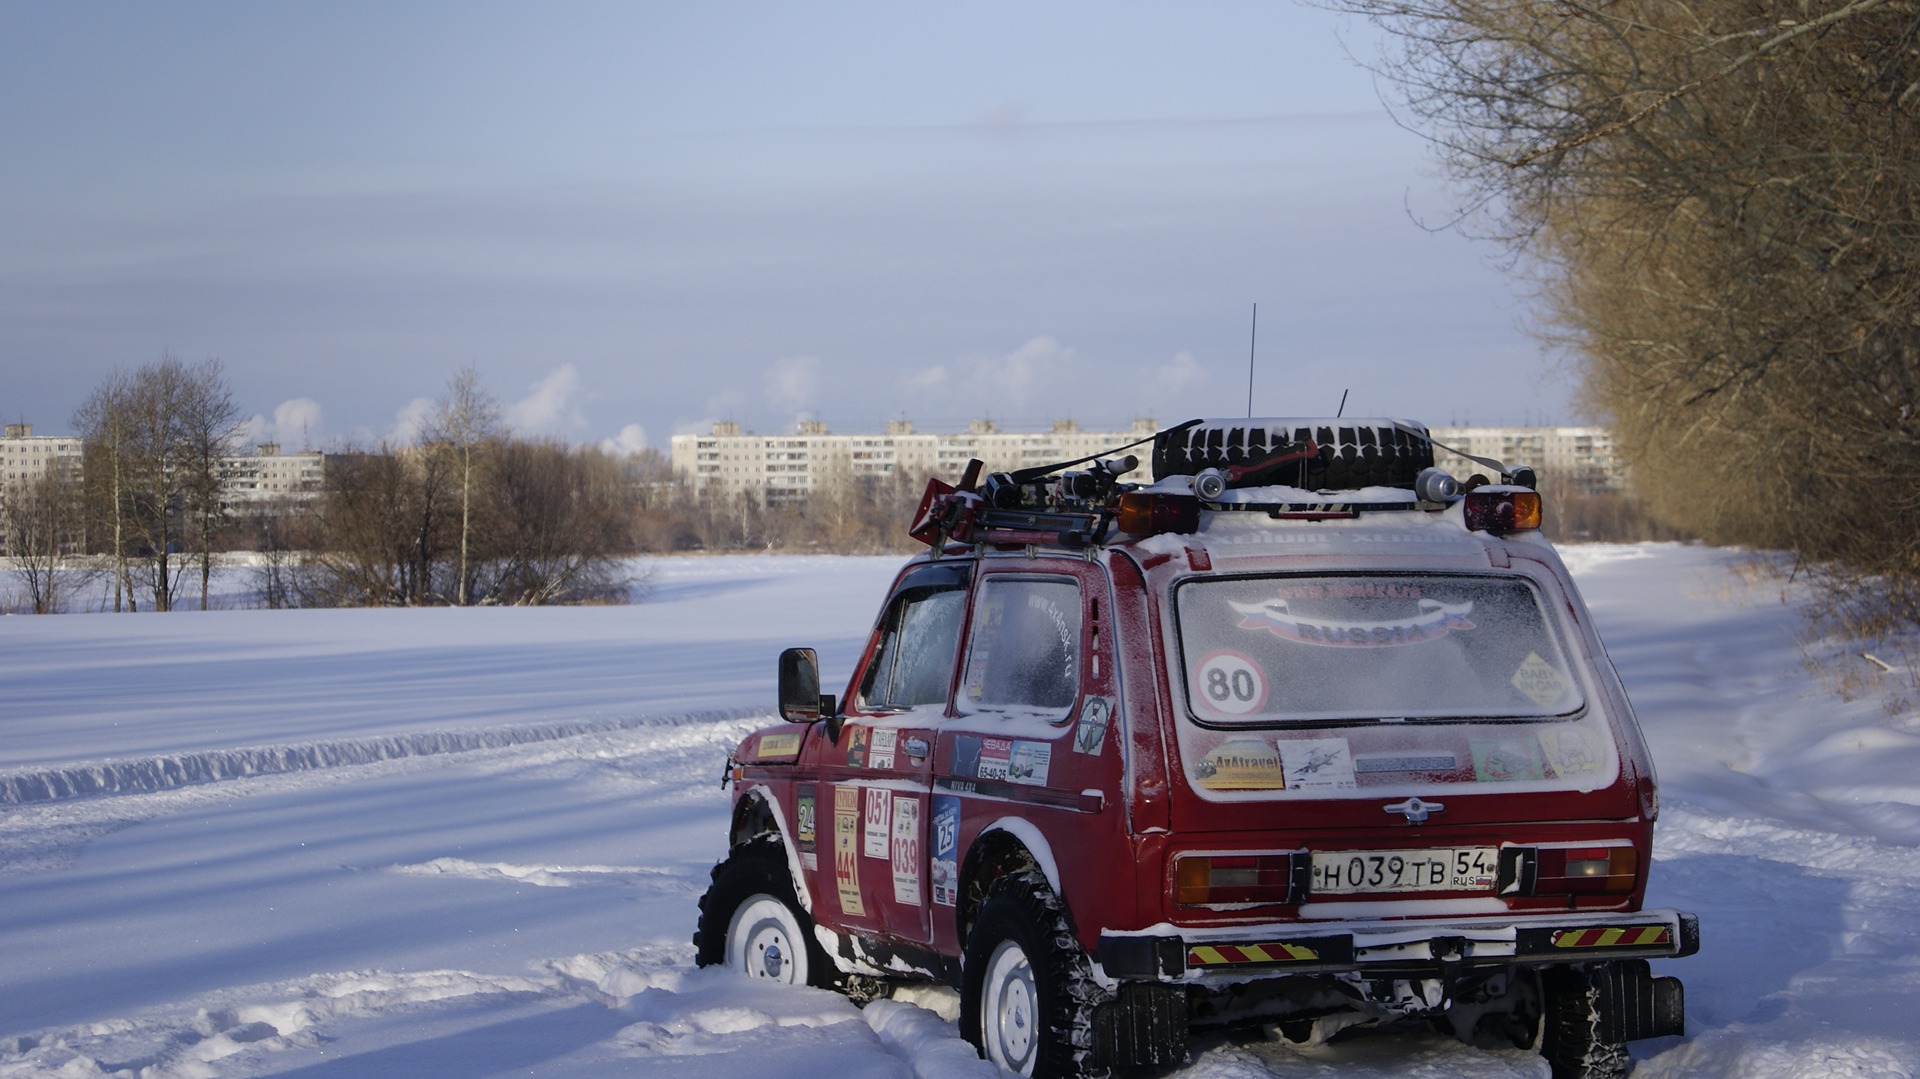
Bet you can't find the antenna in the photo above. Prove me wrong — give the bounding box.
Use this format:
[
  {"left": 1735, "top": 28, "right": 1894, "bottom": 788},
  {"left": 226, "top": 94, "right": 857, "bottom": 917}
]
[
  {"left": 1336, "top": 389, "right": 1349, "bottom": 418},
  {"left": 1246, "top": 303, "right": 1258, "bottom": 418}
]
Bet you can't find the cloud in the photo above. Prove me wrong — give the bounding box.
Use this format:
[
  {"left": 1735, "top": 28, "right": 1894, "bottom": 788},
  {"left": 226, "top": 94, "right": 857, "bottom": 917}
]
[
  {"left": 1154, "top": 351, "right": 1206, "bottom": 394},
  {"left": 599, "top": 423, "right": 648, "bottom": 456},
  {"left": 907, "top": 364, "right": 947, "bottom": 387},
  {"left": 239, "top": 397, "right": 324, "bottom": 450},
  {"left": 507, "top": 364, "right": 588, "bottom": 435},
  {"left": 762, "top": 356, "right": 819, "bottom": 417},
  {"left": 987, "top": 336, "right": 1074, "bottom": 404},
  {"left": 391, "top": 397, "right": 434, "bottom": 445}
]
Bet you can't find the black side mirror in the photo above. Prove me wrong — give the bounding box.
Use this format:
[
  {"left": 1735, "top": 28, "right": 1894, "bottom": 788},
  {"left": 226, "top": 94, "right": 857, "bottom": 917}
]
[
  {"left": 778, "top": 647, "right": 843, "bottom": 744},
  {"left": 778, "top": 647, "right": 821, "bottom": 722}
]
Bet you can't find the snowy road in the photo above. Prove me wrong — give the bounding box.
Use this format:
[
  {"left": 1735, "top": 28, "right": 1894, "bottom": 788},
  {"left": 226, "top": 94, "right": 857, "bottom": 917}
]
[{"left": 2, "top": 548, "right": 1917, "bottom": 1077}]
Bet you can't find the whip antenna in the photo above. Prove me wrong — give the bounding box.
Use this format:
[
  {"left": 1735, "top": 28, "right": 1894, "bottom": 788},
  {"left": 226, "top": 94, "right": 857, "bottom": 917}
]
[{"left": 1246, "top": 303, "right": 1258, "bottom": 418}]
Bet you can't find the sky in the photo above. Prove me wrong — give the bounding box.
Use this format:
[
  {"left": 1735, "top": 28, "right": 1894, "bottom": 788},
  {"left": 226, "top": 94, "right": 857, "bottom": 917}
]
[{"left": 0, "top": 2, "right": 1572, "bottom": 456}]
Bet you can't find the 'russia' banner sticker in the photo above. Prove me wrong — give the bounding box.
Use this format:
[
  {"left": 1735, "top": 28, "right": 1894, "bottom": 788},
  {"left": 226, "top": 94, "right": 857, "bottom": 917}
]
[{"left": 1231, "top": 597, "right": 1475, "bottom": 648}]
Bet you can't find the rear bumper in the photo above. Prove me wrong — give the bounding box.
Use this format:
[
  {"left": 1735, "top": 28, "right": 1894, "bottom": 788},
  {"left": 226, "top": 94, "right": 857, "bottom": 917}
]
[{"left": 1098, "top": 908, "right": 1699, "bottom": 983}]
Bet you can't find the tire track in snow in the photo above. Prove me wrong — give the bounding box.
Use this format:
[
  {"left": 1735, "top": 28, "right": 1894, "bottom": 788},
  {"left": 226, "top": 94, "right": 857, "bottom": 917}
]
[{"left": 0, "top": 707, "right": 763, "bottom": 806}]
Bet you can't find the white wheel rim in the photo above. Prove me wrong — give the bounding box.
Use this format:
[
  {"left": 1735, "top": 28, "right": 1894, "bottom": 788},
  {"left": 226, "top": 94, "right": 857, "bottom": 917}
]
[
  {"left": 728, "top": 894, "right": 808, "bottom": 984},
  {"left": 982, "top": 938, "right": 1038, "bottom": 1075}
]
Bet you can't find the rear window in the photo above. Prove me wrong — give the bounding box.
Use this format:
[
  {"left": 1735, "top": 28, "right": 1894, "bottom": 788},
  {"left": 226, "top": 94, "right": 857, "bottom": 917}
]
[{"left": 1175, "top": 573, "right": 1584, "bottom": 726}]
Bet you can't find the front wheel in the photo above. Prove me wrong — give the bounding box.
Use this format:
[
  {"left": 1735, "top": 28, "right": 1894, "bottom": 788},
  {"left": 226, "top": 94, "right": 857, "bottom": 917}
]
[
  {"left": 695, "top": 835, "right": 835, "bottom": 989},
  {"left": 960, "top": 869, "right": 1107, "bottom": 1078}
]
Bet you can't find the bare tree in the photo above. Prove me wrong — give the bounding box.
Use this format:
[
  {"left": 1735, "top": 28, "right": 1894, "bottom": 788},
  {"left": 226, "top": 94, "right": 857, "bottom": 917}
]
[
  {"left": 424, "top": 365, "right": 505, "bottom": 606},
  {"left": 178, "top": 360, "right": 244, "bottom": 609},
  {"left": 73, "top": 371, "right": 138, "bottom": 611},
  {"left": 305, "top": 448, "right": 425, "bottom": 606},
  {"left": 1, "top": 466, "right": 94, "bottom": 614},
  {"left": 480, "top": 440, "right": 634, "bottom": 604},
  {"left": 75, "top": 355, "right": 243, "bottom": 612},
  {"left": 1335, "top": 0, "right": 1920, "bottom": 621}
]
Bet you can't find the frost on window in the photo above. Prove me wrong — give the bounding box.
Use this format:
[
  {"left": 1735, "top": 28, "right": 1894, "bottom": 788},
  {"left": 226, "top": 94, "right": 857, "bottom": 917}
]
[
  {"left": 961, "top": 578, "right": 1081, "bottom": 717},
  {"left": 1176, "top": 574, "right": 1583, "bottom": 725},
  {"left": 862, "top": 587, "right": 966, "bottom": 709}
]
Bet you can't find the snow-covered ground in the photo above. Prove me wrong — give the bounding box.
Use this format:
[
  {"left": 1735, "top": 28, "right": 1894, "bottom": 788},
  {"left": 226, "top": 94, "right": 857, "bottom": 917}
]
[{"left": 2, "top": 546, "right": 1917, "bottom": 1078}]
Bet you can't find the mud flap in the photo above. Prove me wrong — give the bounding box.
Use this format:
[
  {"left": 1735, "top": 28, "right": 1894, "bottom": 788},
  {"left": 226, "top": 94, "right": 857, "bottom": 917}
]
[
  {"left": 1093, "top": 983, "right": 1190, "bottom": 1069},
  {"left": 1595, "top": 960, "right": 1685, "bottom": 1042}
]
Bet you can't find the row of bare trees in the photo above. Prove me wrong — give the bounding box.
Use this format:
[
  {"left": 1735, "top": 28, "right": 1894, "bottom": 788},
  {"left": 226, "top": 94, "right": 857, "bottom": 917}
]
[
  {"left": 68, "top": 354, "right": 243, "bottom": 612},
  {"left": 1340, "top": 0, "right": 1920, "bottom": 627},
  {"left": 4, "top": 360, "right": 969, "bottom": 613}
]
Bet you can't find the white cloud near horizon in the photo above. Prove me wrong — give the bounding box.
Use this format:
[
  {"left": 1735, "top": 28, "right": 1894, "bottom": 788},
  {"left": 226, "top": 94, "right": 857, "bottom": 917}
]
[
  {"left": 241, "top": 397, "right": 324, "bottom": 450},
  {"left": 391, "top": 397, "right": 433, "bottom": 446},
  {"left": 763, "top": 356, "right": 820, "bottom": 420},
  {"left": 600, "top": 423, "right": 648, "bottom": 456},
  {"left": 507, "top": 364, "right": 588, "bottom": 436}
]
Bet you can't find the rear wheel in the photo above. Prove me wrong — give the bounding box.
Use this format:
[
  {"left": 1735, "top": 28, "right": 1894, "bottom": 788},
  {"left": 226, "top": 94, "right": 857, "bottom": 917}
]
[
  {"left": 694, "top": 834, "right": 835, "bottom": 989},
  {"left": 960, "top": 870, "right": 1107, "bottom": 1078},
  {"left": 1539, "top": 965, "right": 1630, "bottom": 1079}
]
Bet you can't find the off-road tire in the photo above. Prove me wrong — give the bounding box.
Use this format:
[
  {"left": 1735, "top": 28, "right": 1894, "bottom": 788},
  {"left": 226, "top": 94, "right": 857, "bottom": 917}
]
[
  {"left": 694, "top": 834, "right": 837, "bottom": 990},
  {"left": 1152, "top": 419, "right": 1434, "bottom": 490},
  {"left": 1539, "top": 965, "right": 1630, "bottom": 1079},
  {"left": 960, "top": 869, "right": 1109, "bottom": 1078}
]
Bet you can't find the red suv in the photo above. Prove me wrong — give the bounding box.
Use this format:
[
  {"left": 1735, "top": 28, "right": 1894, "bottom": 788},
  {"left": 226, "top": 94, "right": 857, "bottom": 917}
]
[{"left": 696, "top": 418, "right": 1695, "bottom": 1079}]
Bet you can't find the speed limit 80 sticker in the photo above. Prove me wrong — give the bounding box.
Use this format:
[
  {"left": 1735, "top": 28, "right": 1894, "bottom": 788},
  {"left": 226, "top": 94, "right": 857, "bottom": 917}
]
[{"left": 1193, "top": 651, "right": 1268, "bottom": 716}]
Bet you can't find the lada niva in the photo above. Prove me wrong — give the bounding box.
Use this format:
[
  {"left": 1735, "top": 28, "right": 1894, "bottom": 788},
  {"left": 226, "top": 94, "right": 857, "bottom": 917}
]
[{"left": 696, "top": 418, "right": 1696, "bottom": 1078}]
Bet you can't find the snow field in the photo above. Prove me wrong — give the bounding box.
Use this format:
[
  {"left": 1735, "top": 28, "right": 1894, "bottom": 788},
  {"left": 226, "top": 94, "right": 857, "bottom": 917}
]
[{"left": 0, "top": 548, "right": 1916, "bottom": 1076}]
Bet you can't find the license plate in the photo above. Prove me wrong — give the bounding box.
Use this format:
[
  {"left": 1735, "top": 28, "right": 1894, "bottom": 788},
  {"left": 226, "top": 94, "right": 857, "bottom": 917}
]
[{"left": 1311, "top": 847, "right": 1499, "bottom": 894}]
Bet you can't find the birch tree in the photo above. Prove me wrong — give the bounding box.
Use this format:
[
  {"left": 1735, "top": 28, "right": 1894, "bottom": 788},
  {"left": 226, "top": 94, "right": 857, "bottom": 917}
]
[{"left": 425, "top": 365, "right": 505, "bottom": 606}]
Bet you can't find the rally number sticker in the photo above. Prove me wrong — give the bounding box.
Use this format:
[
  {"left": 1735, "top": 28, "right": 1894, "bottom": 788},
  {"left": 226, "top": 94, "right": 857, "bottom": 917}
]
[{"left": 1194, "top": 651, "right": 1267, "bottom": 716}]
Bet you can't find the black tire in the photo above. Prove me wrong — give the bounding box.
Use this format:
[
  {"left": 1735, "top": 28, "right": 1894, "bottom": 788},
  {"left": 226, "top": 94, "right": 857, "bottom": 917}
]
[
  {"left": 960, "top": 870, "right": 1109, "bottom": 1078},
  {"left": 694, "top": 834, "right": 837, "bottom": 989},
  {"left": 1151, "top": 419, "right": 1434, "bottom": 490},
  {"left": 1539, "top": 965, "right": 1630, "bottom": 1079}
]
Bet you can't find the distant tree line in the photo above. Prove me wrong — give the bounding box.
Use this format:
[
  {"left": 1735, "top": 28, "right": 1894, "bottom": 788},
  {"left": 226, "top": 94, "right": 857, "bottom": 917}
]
[
  {"left": 6, "top": 360, "right": 1685, "bottom": 615},
  {"left": 2, "top": 358, "right": 923, "bottom": 613}
]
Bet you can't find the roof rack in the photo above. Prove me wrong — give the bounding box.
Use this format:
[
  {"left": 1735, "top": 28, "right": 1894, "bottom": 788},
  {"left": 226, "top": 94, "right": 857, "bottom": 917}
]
[{"left": 906, "top": 418, "right": 1542, "bottom": 551}]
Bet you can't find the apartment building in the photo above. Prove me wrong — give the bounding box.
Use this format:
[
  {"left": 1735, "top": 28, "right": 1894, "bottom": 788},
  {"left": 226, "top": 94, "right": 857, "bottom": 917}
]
[
  {"left": 0, "top": 423, "right": 84, "bottom": 485},
  {"left": 1428, "top": 425, "right": 1626, "bottom": 494},
  {"left": 222, "top": 443, "right": 331, "bottom": 510},
  {"left": 673, "top": 419, "right": 1628, "bottom": 505},
  {"left": 673, "top": 418, "right": 1163, "bottom": 506}
]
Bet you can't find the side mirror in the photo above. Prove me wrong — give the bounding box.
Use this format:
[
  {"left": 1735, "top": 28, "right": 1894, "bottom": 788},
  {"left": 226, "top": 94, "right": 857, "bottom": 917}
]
[
  {"left": 779, "top": 647, "right": 844, "bottom": 744},
  {"left": 778, "top": 647, "right": 821, "bottom": 722}
]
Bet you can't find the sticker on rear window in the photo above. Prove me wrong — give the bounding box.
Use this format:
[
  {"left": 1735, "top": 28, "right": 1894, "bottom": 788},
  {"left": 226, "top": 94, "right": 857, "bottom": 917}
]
[
  {"left": 1230, "top": 597, "right": 1475, "bottom": 648},
  {"left": 1195, "top": 739, "right": 1285, "bottom": 789},
  {"left": 1472, "top": 737, "right": 1546, "bottom": 781},
  {"left": 1194, "top": 651, "right": 1267, "bottom": 716},
  {"left": 1510, "top": 653, "right": 1570, "bottom": 708},
  {"left": 1280, "top": 738, "right": 1357, "bottom": 790},
  {"left": 1540, "top": 727, "right": 1608, "bottom": 780}
]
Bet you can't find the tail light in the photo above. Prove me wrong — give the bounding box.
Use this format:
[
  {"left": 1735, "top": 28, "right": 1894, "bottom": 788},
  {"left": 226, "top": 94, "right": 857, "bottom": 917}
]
[
  {"left": 1464, "top": 488, "right": 1542, "bottom": 533},
  {"left": 1525, "top": 844, "right": 1639, "bottom": 895},
  {"left": 1174, "top": 852, "right": 1307, "bottom": 906},
  {"left": 1117, "top": 491, "right": 1200, "bottom": 536}
]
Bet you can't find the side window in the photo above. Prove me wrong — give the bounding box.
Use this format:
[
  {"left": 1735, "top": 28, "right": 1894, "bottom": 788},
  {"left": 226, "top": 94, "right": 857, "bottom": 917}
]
[
  {"left": 860, "top": 581, "right": 967, "bottom": 710},
  {"left": 960, "top": 577, "right": 1082, "bottom": 716}
]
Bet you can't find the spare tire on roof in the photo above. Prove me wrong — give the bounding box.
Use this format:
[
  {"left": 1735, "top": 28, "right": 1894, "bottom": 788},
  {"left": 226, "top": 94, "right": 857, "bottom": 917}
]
[{"left": 1151, "top": 418, "right": 1434, "bottom": 490}]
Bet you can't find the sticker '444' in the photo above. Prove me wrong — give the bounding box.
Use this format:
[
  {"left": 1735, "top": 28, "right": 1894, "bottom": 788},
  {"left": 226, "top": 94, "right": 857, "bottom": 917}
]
[{"left": 1311, "top": 847, "right": 1499, "bottom": 894}]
